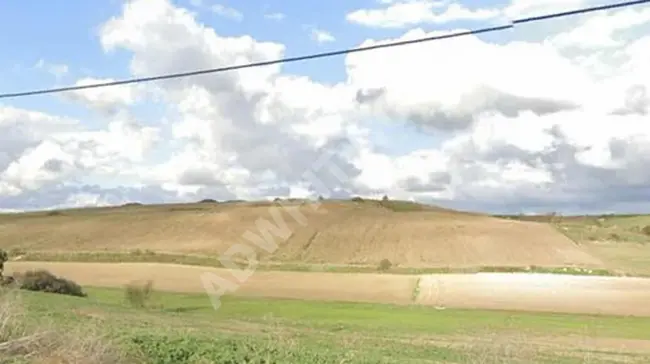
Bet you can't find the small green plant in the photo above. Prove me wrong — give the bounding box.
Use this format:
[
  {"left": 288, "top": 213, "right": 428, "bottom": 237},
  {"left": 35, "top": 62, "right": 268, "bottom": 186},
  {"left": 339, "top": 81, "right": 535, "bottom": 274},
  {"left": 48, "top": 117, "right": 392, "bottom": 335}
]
[
  {"left": 125, "top": 280, "right": 154, "bottom": 309},
  {"left": 130, "top": 249, "right": 156, "bottom": 257},
  {"left": 378, "top": 258, "right": 392, "bottom": 271},
  {"left": 128, "top": 334, "right": 354, "bottom": 364},
  {"left": 17, "top": 269, "right": 86, "bottom": 297}
]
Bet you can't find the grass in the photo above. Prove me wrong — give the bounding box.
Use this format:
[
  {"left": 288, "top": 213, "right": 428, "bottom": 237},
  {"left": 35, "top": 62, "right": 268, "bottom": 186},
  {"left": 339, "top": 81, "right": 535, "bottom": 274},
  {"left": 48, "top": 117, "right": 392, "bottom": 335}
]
[
  {"left": 5, "top": 286, "right": 650, "bottom": 363},
  {"left": 10, "top": 250, "right": 626, "bottom": 276},
  {"left": 496, "top": 213, "right": 650, "bottom": 275},
  {"left": 584, "top": 241, "right": 650, "bottom": 275},
  {"left": 498, "top": 213, "right": 650, "bottom": 244}
]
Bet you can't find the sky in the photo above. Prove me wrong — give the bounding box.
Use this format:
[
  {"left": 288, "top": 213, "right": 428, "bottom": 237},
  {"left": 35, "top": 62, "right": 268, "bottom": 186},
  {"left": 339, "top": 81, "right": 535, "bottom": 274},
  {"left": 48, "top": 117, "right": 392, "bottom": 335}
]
[{"left": 0, "top": 0, "right": 649, "bottom": 214}]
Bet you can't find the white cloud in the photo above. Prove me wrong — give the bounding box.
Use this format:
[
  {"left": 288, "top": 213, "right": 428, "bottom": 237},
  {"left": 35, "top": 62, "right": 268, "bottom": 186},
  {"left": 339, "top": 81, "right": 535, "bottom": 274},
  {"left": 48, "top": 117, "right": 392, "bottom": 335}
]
[
  {"left": 210, "top": 3, "right": 242, "bottom": 21},
  {"left": 349, "top": 28, "right": 592, "bottom": 130},
  {"left": 0, "top": 103, "right": 159, "bottom": 197},
  {"left": 550, "top": 6, "right": 650, "bottom": 49},
  {"left": 310, "top": 28, "right": 336, "bottom": 43},
  {"left": 2, "top": 0, "right": 650, "bottom": 214},
  {"left": 264, "top": 12, "right": 285, "bottom": 21},
  {"left": 347, "top": 1, "right": 499, "bottom": 28},
  {"left": 97, "top": 0, "right": 361, "bottom": 201},
  {"left": 504, "top": 0, "right": 587, "bottom": 19},
  {"left": 64, "top": 77, "right": 143, "bottom": 113},
  {"left": 35, "top": 59, "right": 69, "bottom": 78}
]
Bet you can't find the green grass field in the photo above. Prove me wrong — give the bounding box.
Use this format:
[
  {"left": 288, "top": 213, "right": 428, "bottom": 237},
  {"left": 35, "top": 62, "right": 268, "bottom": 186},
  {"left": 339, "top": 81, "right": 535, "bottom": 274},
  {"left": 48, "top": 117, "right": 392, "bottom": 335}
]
[
  {"left": 4, "top": 286, "right": 650, "bottom": 363},
  {"left": 497, "top": 213, "right": 650, "bottom": 245}
]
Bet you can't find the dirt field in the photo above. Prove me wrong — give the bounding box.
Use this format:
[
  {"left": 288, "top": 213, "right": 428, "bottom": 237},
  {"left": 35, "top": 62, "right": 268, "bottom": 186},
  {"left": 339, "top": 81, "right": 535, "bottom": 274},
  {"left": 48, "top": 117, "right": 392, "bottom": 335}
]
[
  {"left": 7, "top": 261, "right": 650, "bottom": 316},
  {"left": 0, "top": 200, "right": 604, "bottom": 268},
  {"left": 416, "top": 273, "right": 650, "bottom": 316}
]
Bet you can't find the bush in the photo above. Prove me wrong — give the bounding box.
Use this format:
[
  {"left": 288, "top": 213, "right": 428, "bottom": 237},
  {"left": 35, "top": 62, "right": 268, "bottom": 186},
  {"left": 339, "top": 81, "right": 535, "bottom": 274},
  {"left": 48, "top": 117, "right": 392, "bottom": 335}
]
[
  {"left": 608, "top": 232, "right": 622, "bottom": 241},
  {"left": 125, "top": 280, "right": 154, "bottom": 309},
  {"left": 378, "top": 259, "right": 392, "bottom": 271},
  {"left": 1, "top": 275, "right": 17, "bottom": 287},
  {"left": 198, "top": 198, "right": 217, "bottom": 203},
  {"left": 641, "top": 225, "right": 650, "bottom": 236},
  {"left": 8, "top": 248, "right": 26, "bottom": 257},
  {"left": 350, "top": 196, "right": 364, "bottom": 202},
  {"left": 122, "top": 202, "right": 143, "bottom": 207},
  {"left": 17, "top": 270, "right": 87, "bottom": 297},
  {"left": 0, "top": 249, "right": 7, "bottom": 278},
  {"left": 382, "top": 195, "right": 389, "bottom": 201}
]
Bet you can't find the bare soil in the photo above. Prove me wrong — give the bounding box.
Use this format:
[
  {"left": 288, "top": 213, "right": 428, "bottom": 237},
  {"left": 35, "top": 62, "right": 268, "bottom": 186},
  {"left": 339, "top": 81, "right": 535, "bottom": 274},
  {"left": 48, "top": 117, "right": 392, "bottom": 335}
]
[
  {"left": 0, "top": 201, "right": 603, "bottom": 268},
  {"left": 7, "top": 262, "right": 650, "bottom": 316}
]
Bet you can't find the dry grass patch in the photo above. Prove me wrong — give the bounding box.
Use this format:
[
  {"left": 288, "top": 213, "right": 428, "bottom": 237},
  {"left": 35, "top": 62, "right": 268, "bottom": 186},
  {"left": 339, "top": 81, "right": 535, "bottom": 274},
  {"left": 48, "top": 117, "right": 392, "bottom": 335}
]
[
  {"left": 0, "top": 289, "right": 126, "bottom": 363},
  {"left": 124, "top": 280, "right": 154, "bottom": 309}
]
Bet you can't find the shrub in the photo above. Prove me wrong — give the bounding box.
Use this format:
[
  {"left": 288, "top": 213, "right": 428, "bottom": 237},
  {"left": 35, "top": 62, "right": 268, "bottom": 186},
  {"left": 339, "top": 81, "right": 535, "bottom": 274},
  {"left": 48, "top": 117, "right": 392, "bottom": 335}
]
[
  {"left": 125, "top": 280, "right": 154, "bottom": 309},
  {"left": 1, "top": 275, "right": 17, "bottom": 287},
  {"left": 350, "top": 196, "right": 364, "bottom": 202},
  {"left": 17, "top": 270, "right": 87, "bottom": 297},
  {"left": 317, "top": 195, "right": 324, "bottom": 201},
  {"left": 608, "top": 232, "right": 622, "bottom": 241},
  {"left": 641, "top": 225, "right": 650, "bottom": 236},
  {"left": 198, "top": 198, "right": 217, "bottom": 203},
  {"left": 382, "top": 195, "right": 389, "bottom": 201},
  {"left": 8, "top": 248, "right": 26, "bottom": 258},
  {"left": 378, "top": 259, "right": 392, "bottom": 271},
  {"left": 130, "top": 249, "right": 156, "bottom": 257},
  {"left": 122, "top": 202, "right": 143, "bottom": 207},
  {"left": 0, "top": 249, "right": 7, "bottom": 278}
]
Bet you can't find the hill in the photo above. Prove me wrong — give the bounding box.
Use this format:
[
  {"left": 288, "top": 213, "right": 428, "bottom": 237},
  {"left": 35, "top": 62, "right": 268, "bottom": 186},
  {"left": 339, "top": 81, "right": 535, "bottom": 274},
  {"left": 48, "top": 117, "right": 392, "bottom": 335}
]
[{"left": 0, "top": 199, "right": 603, "bottom": 269}]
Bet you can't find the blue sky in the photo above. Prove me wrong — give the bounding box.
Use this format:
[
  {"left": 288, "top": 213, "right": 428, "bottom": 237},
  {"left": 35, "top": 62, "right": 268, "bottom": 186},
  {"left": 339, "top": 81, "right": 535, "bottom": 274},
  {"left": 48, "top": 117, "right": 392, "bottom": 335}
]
[{"left": 0, "top": 0, "right": 514, "bottom": 156}]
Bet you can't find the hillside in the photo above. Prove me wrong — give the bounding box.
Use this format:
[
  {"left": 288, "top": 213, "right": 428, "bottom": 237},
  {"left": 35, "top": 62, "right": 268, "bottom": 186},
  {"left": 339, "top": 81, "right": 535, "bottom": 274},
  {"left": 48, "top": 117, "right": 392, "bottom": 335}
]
[{"left": 0, "top": 199, "right": 604, "bottom": 268}]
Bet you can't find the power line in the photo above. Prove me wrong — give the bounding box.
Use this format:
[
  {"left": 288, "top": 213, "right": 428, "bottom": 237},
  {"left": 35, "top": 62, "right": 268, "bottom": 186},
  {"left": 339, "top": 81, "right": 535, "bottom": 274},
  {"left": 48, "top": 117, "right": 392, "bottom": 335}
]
[{"left": 0, "top": 0, "right": 648, "bottom": 100}]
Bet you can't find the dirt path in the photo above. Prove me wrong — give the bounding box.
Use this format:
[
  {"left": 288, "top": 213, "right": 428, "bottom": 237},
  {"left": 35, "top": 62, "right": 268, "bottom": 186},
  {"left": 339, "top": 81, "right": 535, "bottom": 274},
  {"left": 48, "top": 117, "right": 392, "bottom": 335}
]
[{"left": 6, "top": 262, "right": 650, "bottom": 316}]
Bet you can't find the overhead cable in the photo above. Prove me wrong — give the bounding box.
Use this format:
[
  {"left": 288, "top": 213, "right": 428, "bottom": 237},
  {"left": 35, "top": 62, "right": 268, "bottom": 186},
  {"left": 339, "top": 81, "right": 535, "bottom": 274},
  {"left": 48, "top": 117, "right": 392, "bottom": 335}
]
[{"left": 0, "top": 0, "right": 647, "bottom": 100}]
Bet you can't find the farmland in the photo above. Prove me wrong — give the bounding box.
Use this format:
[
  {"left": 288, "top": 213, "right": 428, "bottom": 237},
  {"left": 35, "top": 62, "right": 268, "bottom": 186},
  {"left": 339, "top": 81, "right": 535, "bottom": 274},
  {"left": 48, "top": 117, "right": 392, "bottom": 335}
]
[{"left": 2, "top": 199, "right": 650, "bottom": 362}]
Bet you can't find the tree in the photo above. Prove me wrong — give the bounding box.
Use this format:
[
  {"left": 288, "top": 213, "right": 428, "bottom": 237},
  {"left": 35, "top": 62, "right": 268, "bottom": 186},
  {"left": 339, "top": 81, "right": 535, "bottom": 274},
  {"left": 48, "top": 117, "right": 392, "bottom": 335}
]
[
  {"left": 378, "top": 259, "right": 392, "bottom": 271},
  {"left": 382, "top": 195, "right": 389, "bottom": 201}
]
